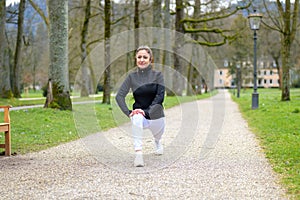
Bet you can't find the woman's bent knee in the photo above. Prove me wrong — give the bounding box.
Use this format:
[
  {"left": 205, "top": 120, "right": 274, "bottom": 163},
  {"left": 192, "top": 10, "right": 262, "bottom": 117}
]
[{"left": 131, "top": 114, "right": 145, "bottom": 126}]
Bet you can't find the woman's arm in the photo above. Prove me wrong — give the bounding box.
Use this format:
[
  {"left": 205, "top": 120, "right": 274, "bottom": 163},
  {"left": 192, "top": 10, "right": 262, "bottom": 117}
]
[{"left": 115, "top": 76, "right": 132, "bottom": 117}]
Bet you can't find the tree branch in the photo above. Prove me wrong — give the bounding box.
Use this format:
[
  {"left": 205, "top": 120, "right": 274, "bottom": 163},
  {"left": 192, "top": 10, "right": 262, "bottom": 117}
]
[
  {"left": 261, "top": 20, "right": 281, "bottom": 32},
  {"left": 28, "top": 0, "right": 49, "bottom": 28},
  {"left": 290, "top": 0, "right": 299, "bottom": 42},
  {"left": 262, "top": 0, "right": 282, "bottom": 31},
  {"left": 276, "top": 0, "right": 285, "bottom": 19},
  {"left": 189, "top": 37, "right": 227, "bottom": 47},
  {"left": 188, "top": 30, "right": 237, "bottom": 47},
  {"left": 184, "top": 27, "right": 231, "bottom": 34},
  {"left": 181, "top": 1, "right": 251, "bottom": 24}
]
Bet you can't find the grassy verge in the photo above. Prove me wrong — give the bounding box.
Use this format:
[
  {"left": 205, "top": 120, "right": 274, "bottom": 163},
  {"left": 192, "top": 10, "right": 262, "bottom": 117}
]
[
  {"left": 0, "top": 90, "right": 103, "bottom": 107},
  {"left": 0, "top": 90, "right": 217, "bottom": 155},
  {"left": 231, "top": 88, "right": 300, "bottom": 199}
]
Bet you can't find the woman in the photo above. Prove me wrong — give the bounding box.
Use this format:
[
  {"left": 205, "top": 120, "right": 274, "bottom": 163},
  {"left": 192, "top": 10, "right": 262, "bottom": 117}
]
[{"left": 116, "top": 45, "right": 165, "bottom": 167}]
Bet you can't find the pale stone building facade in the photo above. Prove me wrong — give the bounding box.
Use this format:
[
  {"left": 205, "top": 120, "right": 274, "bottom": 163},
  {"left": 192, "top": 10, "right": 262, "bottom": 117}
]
[{"left": 214, "top": 61, "right": 280, "bottom": 89}]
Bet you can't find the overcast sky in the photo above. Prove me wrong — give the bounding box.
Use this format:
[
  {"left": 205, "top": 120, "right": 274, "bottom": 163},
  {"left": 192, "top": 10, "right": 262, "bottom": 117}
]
[{"left": 6, "top": 0, "right": 19, "bottom": 6}]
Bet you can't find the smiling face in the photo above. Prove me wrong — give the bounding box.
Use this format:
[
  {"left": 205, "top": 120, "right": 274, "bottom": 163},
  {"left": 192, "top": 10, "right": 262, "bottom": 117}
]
[{"left": 136, "top": 49, "right": 151, "bottom": 69}]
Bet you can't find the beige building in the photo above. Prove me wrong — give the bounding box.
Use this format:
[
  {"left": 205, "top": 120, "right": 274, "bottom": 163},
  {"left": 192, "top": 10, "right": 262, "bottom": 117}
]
[
  {"left": 214, "top": 61, "right": 280, "bottom": 89},
  {"left": 214, "top": 68, "right": 233, "bottom": 88}
]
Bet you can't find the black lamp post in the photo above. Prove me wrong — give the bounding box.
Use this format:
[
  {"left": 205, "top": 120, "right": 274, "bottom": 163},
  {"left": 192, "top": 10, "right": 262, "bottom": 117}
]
[
  {"left": 236, "top": 63, "right": 241, "bottom": 98},
  {"left": 248, "top": 10, "right": 262, "bottom": 109}
]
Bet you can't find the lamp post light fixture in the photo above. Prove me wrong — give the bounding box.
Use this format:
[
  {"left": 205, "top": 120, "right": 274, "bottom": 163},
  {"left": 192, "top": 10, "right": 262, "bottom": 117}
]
[{"left": 248, "top": 10, "right": 262, "bottom": 109}]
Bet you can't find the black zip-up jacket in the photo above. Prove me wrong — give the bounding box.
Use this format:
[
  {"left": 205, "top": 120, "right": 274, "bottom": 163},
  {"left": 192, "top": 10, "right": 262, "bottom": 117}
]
[{"left": 116, "top": 65, "right": 165, "bottom": 119}]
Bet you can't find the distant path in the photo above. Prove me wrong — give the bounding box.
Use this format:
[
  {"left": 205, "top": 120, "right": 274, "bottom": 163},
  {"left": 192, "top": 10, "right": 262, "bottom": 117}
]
[
  {"left": 3, "top": 94, "right": 102, "bottom": 111},
  {"left": 0, "top": 90, "right": 288, "bottom": 199}
]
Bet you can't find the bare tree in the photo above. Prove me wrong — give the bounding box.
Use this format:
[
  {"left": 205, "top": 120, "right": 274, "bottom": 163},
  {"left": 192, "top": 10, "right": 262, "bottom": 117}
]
[
  {"left": 152, "top": 0, "right": 162, "bottom": 63},
  {"left": 261, "top": 26, "right": 281, "bottom": 88},
  {"left": 102, "top": 0, "right": 111, "bottom": 104},
  {"left": 0, "top": 0, "right": 12, "bottom": 98},
  {"left": 80, "top": 0, "right": 91, "bottom": 97},
  {"left": 11, "top": 0, "right": 26, "bottom": 98},
  {"left": 163, "top": 0, "right": 173, "bottom": 96},
  {"left": 263, "top": 0, "right": 299, "bottom": 101},
  {"left": 25, "top": 0, "right": 50, "bottom": 90},
  {"left": 172, "top": 0, "right": 251, "bottom": 96},
  {"left": 45, "top": 0, "right": 72, "bottom": 110},
  {"left": 187, "top": 0, "right": 202, "bottom": 95},
  {"left": 182, "top": 1, "right": 251, "bottom": 46},
  {"left": 173, "top": 0, "right": 185, "bottom": 96},
  {"left": 28, "top": 0, "right": 49, "bottom": 27},
  {"left": 227, "top": 14, "right": 253, "bottom": 88},
  {"left": 134, "top": 0, "right": 139, "bottom": 48}
]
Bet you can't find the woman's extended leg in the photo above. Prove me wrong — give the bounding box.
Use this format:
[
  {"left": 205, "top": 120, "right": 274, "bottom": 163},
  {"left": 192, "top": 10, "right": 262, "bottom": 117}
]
[{"left": 148, "top": 117, "right": 165, "bottom": 155}]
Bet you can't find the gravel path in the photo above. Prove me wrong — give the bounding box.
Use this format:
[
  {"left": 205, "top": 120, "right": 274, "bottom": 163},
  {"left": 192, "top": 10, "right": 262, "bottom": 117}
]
[{"left": 0, "top": 90, "right": 288, "bottom": 199}]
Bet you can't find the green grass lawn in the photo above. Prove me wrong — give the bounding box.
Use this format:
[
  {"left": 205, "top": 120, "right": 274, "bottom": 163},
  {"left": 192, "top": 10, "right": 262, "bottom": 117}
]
[
  {"left": 0, "top": 90, "right": 216, "bottom": 155},
  {"left": 231, "top": 88, "right": 300, "bottom": 199}
]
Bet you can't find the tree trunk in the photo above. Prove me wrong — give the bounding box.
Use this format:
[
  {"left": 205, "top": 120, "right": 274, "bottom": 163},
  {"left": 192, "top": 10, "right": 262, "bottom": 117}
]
[
  {"left": 12, "top": 0, "right": 26, "bottom": 98},
  {"left": 163, "top": 0, "right": 173, "bottom": 96},
  {"left": 28, "top": 0, "right": 49, "bottom": 27},
  {"left": 33, "top": 63, "right": 36, "bottom": 91},
  {"left": 187, "top": 0, "right": 201, "bottom": 96},
  {"left": 152, "top": 0, "right": 162, "bottom": 63},
  {"left": 47, "top": 0, "right": 72, "bottom": 110},
  {"left": 173, "top": 0, "right": 184, "bottom": 96},
  {"left": 275, "top": 0, "right": 299, "bottom": 101},
  {"left": 44, "top": 79, "right": 53, "bottom": 108},
  {"left": 281, "top": 35, "right": 291, "bottom": 101},
  {"left": 102, "top": 0, "right": 111, "bottom": 104},
  {"left": 0, "top": 0, "right": 12, "bottom": 98},
  {"left": 80, "top": 0, "right": 91, "bottom": 97},
  {"left": 134, "top": 0, "right": 139, "bottom": 48},
  {"left": 187, "top": 62, "right": 193, "bottom": 96}
]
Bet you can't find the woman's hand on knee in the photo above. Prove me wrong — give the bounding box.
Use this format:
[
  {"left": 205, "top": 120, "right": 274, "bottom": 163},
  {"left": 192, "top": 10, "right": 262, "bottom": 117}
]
[{"left": 129, "top": 109, "right": 145, "bottom": 117}]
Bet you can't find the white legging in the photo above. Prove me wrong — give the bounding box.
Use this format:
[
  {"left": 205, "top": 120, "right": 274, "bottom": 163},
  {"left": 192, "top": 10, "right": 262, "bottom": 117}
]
[{"left": 131, "top": 114, "right": 165, "bottom": 151}]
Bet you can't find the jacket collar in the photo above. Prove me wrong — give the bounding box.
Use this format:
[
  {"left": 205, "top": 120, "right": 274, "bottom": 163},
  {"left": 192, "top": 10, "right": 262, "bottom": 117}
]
[{"left": 137, "top": 65, "right": 152, "bottom": 73}]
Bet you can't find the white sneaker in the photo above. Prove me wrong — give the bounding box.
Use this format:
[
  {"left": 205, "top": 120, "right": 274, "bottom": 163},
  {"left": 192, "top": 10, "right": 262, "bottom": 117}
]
[
  {"left": 154, "top": 141, "right": 164, "bottom": 155},
  {"left": 134, "top": 152, "right": 144, "bottom": 167}
]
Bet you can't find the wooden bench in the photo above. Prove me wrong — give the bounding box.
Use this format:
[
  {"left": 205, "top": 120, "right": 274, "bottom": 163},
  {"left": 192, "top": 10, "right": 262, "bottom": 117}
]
[{"left": 0, "top": 105, "right": 12, "bottom": 156}]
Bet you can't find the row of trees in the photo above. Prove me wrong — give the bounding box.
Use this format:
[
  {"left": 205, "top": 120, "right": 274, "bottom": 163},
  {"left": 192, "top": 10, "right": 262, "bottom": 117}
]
[
  {"left": 0, "top": 0, "right": 299, "bottom": 110},
  {"left": 216, "top": 0, "right": 299, "bottom": 101}
]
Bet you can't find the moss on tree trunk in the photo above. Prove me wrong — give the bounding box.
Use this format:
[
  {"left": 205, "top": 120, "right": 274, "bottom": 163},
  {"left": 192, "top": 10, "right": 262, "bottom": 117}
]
[{"left": 44, "top": 79, "right": 72, "bottom": 110}]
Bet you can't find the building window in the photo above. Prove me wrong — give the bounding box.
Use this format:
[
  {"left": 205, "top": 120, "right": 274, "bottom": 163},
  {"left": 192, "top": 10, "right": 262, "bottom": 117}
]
[
  {"left": 270, "top": 79, "right": 273, "bottom": 84},
  {"left": 258, "top": 79, "right": 262, "bottom": 85},
  {"left": 219, "top": 70, "right": 223, "bottom": 76},
  {"left": 231, "top": 80, "right": 235, "bottom": 86},
  {"left": 219, "top": 79, "right": 223, "bottom": 84},
  {"left": 270, "top": 70, "right": 273, "bottom": 75},
  {"left": 264, "top": 79, "right": 267, "bottom": 84}
]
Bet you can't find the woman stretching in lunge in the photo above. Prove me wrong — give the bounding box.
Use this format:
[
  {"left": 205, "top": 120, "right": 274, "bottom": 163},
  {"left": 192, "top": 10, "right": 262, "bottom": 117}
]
[{"left": 116, "top": 45, "right": 165, "bottom": 167}]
